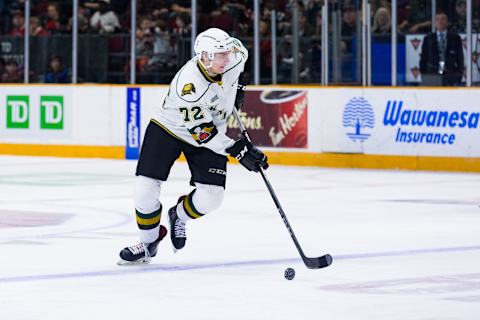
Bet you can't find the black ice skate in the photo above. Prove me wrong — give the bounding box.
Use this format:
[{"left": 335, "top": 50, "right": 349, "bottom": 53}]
[
  {"left": 118, "top": 225, "right": 168, "bottom": 265},
  {"left": 168, "top": 196, "right": 187, "bottom": 252}
]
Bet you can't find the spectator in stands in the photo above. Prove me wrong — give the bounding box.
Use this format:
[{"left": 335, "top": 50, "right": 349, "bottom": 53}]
[
  {"left": 30, "top": 16, "right": 49, "bottom": 36},
  {"left": 449, "top": 0, "right": 471, "bottom": 33},
  {"left": 372, "top": 7, "right": 391, "bottom": 35},
  {"left": 171, "top": 14, "right": 190, "bottom": 37},
  {"left": 277, "top": 10, "right": 292, "bottom": 37},
  {"left": 1, "top": 0, "right": 25, "bottom": 35},
  {"left": 84, "top": 0, "right": 129, "bottom": 31},
  {"left": 9, "top": 10, "right": 25, "bottom": 36},
  {"left": 45, "top": 3, "right": 63, "bottom": 34},
  {"left": 312, "top": 10, "right": 322, "bottom": 37},
  {"left": 236, "top": 4, "right": 253, "bottom": 37},
  {"left": 1, "top": 59, "right": 22, "bottom": 83},
  {"left": 396, "top": 0, "right": 411, "bottom": 34},
  {"left": 150, "top": 21, "right": 173, "bottom": 70},
  {"left": 135, "top": 16, "right": 154, "bottom": 72},
  {"left": 299, "top": 13, "right": 314, "bottom": 37},
  {"left": 135, "top": 14, "right": 176, "bottom": 74},
  {"left": 90, "top": 0, "right": 121, "bottom": 34},
  {"left": 341, "top": 4, "right": 356, "bottom": 54},
  {"left": 278, "top": 36, "right": 293, "bottom": 82},
  {"left": 406, "top": 1, "right": 431, "bottom": 33},
  {"left": 44, "top": 55, "right": 70, "bottom": 83},
  {"left": 67, "top": 5, "right": 90, "bottom": 33},
  {"left": 341, "top": 4, "right": 356, "bottom": 38},
  {"left": 420, "top": 12, "right": 464, "bottom": 86},
  {"left": 305, "top": 0, "right": 322, "bottom": 28},
  {"left": 448, "top": 0, "right": 478, "bottom": 33}
]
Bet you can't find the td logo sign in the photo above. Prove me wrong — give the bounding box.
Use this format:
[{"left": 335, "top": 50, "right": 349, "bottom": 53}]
[
  {"left": 7, "top": 96, "right": 29, "bottom": 128},
  {"left": 6, "top": 95, "right": 64, "bottom": 130},
  {"left": 41, "top": 96, "right": 64, "bottom": 129}
]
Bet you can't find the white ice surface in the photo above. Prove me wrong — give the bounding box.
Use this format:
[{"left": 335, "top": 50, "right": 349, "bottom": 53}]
[{"left": 0, "top": 156, "right": 479, "bottom": 320}]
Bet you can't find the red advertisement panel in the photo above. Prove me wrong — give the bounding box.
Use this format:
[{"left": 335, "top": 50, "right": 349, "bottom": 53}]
[{"left": 227, "top": 90, "right": 308, "bottom": 148}]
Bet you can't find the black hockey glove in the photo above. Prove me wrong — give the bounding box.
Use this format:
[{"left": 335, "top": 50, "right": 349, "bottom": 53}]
[
  {"left": 226, "top": 137, "right": 269, "bottom": 172},
  {"left": 234, "top": 73, "right": 248, "bottom": 110}
]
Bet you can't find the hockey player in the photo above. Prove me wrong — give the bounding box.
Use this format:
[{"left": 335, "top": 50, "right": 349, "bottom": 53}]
[{"left": 118, "top": 28, "right": 269, "bottom": 265}]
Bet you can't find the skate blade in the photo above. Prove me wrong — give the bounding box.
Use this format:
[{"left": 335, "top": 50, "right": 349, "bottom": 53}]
[
  {"left": 171, "top": 240, "right": 185, "bottom": 253},
  {"left": 117, "top": 258, "right": 151, "bottom": 266}
]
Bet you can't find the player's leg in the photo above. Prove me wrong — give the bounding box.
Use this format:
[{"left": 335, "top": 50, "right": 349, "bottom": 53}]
[
  {"left": 168, "top": 145, "right": 227, "bottom": 251},
  {"left": 119, "top": 176, "right": 168, "bottom": 264},
  {"left": 118, "top": 121, "right": 182, "bottom": 264},
  {"left": 133, "top": 176, "right": 164, "bottom": 243}
]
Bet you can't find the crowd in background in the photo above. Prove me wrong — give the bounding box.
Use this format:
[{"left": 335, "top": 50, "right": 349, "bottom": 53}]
[{"left": 0, "top": 0, "right": 479, "bottom": 83}]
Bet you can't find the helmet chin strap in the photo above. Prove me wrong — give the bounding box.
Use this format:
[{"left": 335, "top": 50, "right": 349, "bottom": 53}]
[{"left": 198, "top": 52, "right": 215, "bottom": 73}]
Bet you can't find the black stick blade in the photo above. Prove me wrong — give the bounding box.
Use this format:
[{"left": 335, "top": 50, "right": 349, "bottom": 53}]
[{"left": 304, "top": 254, "right": 333, "bottom": 269}]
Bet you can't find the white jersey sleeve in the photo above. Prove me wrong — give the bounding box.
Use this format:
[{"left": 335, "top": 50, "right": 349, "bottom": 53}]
[{"left": 151, "top": 45, "right": 248, "bottom": 155}]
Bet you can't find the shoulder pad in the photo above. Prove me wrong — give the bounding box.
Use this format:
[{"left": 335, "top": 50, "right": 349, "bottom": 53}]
[{"left": 175, "top": 61, "right": 209, "bottom": 103}]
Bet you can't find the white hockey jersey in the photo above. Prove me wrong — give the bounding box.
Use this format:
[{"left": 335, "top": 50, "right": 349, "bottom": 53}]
[{"left": 151, "top": 44, "right": 248, "bottom": 156}]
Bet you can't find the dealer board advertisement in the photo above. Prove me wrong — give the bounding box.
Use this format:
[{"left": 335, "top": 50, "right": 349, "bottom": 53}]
[
  {"left": 0, "top": 87, "right": 72, "bottom": 141},
  {"left": 227, "top": 89, "right": 308, "bottom": 148},
  {"left": 319, "top": 88, "right": 480, "bottom": 157}
]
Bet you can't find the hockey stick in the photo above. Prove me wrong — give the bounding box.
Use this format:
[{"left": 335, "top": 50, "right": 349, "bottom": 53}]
[{"left": 232, "top": 108, "right": 332, "bottom": 269}]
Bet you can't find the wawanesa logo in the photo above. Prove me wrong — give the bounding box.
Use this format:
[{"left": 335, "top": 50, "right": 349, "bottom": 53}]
[
  {"left": 342, "top": 97, "right": 375, "bottom": 142},
  {"left": 383, "top": 100, "right": 480, "bottom": 145}
]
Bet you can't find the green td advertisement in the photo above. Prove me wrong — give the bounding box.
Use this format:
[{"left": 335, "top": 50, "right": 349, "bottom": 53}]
[
  {"left": 2, "top": 92, "right": 69, "bottom": 139},
  {"left": 5, "top": 95, "right": 64, "bottom": 130},
  {"left": 7, "top": 95, "right": 30, "bottom": 129},
  {"left": 40, "top": 96, "right": 64, "bottom": 129}
]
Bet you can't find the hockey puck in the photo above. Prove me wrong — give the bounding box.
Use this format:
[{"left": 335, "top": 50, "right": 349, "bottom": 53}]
[{"left": 284, "top": 267, "right": 295, "bottom": 280}]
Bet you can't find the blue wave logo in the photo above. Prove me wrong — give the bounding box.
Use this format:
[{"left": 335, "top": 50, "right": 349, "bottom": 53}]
[{"left": 343, "top": 97, "right": 375, "bottom": 142}]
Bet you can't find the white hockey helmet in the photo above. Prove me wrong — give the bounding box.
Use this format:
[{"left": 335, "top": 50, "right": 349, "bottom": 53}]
[{"left": 194, "top": 28, "right": 233, "bottom": 63}]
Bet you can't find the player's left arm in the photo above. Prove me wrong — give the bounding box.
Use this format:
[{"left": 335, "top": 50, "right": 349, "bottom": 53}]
[
  {"left": 230, "top": 38, "right": 249, "bottom": 111},
  {"left": 234, "top": 72, "right": 248, "bottom": 111}
]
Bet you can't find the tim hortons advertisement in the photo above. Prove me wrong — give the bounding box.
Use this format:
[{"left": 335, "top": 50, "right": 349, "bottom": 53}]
[{"left": 227, "top": 90, "right": 308, "bottom": 148}]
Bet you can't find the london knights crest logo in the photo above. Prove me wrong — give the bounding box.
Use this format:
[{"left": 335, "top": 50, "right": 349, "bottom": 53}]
[
  {"left": 188, "top": 121, "right": 218, "bottom": 144},
  {"left": 181, "top": 83, "right": 196, "bottom": 96}
]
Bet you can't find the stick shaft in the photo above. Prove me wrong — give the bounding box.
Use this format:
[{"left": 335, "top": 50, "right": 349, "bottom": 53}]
[{"left": 232, "top": 108, "right": 307, "bottom": 258}]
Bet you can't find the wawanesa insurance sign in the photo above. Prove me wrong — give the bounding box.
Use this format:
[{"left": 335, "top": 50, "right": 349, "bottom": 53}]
[{"left": 321, "top": 88, "right": 480, "bottom": 157}]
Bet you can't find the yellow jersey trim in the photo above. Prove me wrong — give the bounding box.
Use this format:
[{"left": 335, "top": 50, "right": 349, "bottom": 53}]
[{"left": 197, "top": 61, "right": 223, "bottom": 85}]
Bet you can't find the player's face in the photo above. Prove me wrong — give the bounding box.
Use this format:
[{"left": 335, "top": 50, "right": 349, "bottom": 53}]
[{"left": 209, "top": 51, "right": 232, "bottom": 74}]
